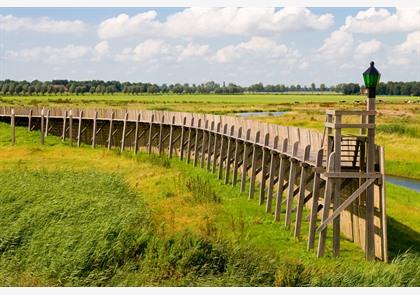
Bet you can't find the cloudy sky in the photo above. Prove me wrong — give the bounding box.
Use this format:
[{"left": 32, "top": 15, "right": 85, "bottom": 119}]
[{"left": 0, "top": 7, "right": 419, "bottom": 86}]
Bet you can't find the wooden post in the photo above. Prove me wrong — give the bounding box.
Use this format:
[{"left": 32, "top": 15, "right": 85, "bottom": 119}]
[
  {"left": 68, "top": 110, "right": 73, "bottom": 146},
  {"left": 294, "top": 145, "right": 311, "bottom": 238},
  {"left": 44, "top": 109, "right": 50, "bottom": 138},
  {"left": 187, "top": 117, "right": 194, "bottom": 163},
  {"left": 285, "top": 141, "right": 299, "bottom": 228},
  {"left": 134, "top": 113, "right": 141, "bottom": 155},
  {"left": 232, "top": 127, "right": 242, "bottom": 187},
  {"left": 107, "top": 111, "right": 114, "bottom": 150},
  {"left": 248, "top": 131, "right": 260, "bottom": 199},
  {"left": 308, "top": 148, "right": 324, "bottom": 250},
  {"left": 259, "top": 133, "right": 270, "bottom": 205},
  {"left": 206, "top": 121, "right": 214, "bottom": 171},
  {"left": 225, "top": 125, "right": 235, "bottom": 184},
  {"left": 379, "top": 146, "right": 388, "bottom": 262},
  {"left": 266, "top": 136, "right": 279, "bottom": 213},
  {"left": 200, "top": 120, "right": 208, "bottom": 168},
  {"left": 193, "top": 119, "right": 201, "bottom": 166},
  {"left": 218, "top": 124, "right": 228, "bottom": 179},
  {"left": 77, "top": 110, "right": 83, "bottom": 147},
  {"left": 333, "top": 114, "right": 342, "bottom": 257},
  {"left": 40, "top": 108, "right": 45, "bottom": 145},
  {"left": 317, "top": 152, "right": 335, "bottom": 257},
  {"left": 28, "top": 109, "right": 32, "bottom": 131},
  {"left": 62, "top": 110, "right": 67, "bottom": 141},
  {"left": 366, "top": 90, "right": 376, "bottom": 261},
  {"left": 147, "top": 114, "right": 154, "bottom": 154},
  {"left": 212, "top": 122, "right": 221, "bottom": 174},
  {"left": 274, "top": 138, "right": 288, "bottom": 221},
  {"left": 179, "top": 117, "right": 187, "bottom": 160},
  {"left": 92, "top": 111, "right": 97, "bottom": 148},
  {"left": 120, "top": 112, "right": 128, "bottom": 152},
  {"left": 11, "top": 108, "right": 15, "bottom": 145},
  {"left": 158, "top": 115, "right": 165, "bottom": 156},
  {"left": 168, "top": 116, "right": 175, "bottom": 158},
  {"left": 240, "top": 128, "right": 251, "bottom": 193}
]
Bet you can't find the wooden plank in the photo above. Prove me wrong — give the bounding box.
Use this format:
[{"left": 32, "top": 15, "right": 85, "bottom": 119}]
[
  {"left": 158, "top": 115, "right": 165, "bottom": 156},
  {"left": 77, "top": 110, "right": 83, "bottom": 147},
  {"left": 68, "top": 110, "right": 72, "bottom": 146},
  {"left": 187, "top": 117, "right": 194, "bottom": 163},
  {"left": 179, "top": 117, "right": 187, "bottom": 160},
  {"left": 366, "top": 102, "right": 376, "bottom": 260},
  {"left": 44, "top": 109, "right": 50, "bottom": 138},
  {"left": 317, "top": 179, "right": 375, "bottom": 233},
  {"left": 224, "top": 125, "right": 235, "bottom": 184},
  {"left": 200, "top": 120, "right": 208, "bottom": 168},
  {"left": 266, "top": 136, "right": 279, "bottom": 213},
  {"left": 11, "top": 109, "right": 15, "bottom": 145},
  {"left": 325, "top": 122, "right": 375, "bottom": 129},
  {"left": 40, "top": 109, "right": 45, "bottom": 145},
  {"left": 333, "top": 114, "right": 342, "bottom": 257},
  {"left": 212, "top": 122, "right": 221, "bottom": 174},
  {"left": 168, "top": 115, "right": 175, "bottom": 158},
  {"left": 259, "top": 133, "right": 270, "bottom": 205},
  {"left": 193, "top": 119, "right": 201, "bottom": 166},
  {"left": 206, "top": 121, "right": 214, "bottom": 171},
  {"left": 308, "top": 148, "right": 324, "bottom": 250},
  {"left": 285, "top": 141, "right": 299, "bottom": 228},
  {"left": 91, "top": 111, "right": 97, "bottom": 148},
  {"left": 248, "top": 131, "right": 261, "bottom": 199},
  {"left": 134, "top": 113, "right": 141, "bottom": 155},
  {"left": 232, "top": 127, "right": 242, "bottom": 187},
  {"left": 274, "top": 138, "right": 288, "bottom": 222},
  {"left": 62, "top": 110, "right": 67, "bottom": 141},
  {"left": 240, "top": 128, "right": 251, "bottom": 193},
  {"left": 147, "top": 114, "right": 155, "bottom": 154},
  {"left": 294, "top": 145, "right": 311, "bottom": 238},
  {"left": 107, "top": 111, "right": 114, "bottom": 150},
  {"left": 317, "top": 152, "right": 335, "bottom": 258},
  {"left": 379, "top": 146, "right": 388, "bottom": 262},
  {"left": 28, "top": 109, "right": 32, "bottom": 131},
  {"left": 218, "top": 124, "right": 228, "bottom": 179},
  {"left": 121, "top": 112, "right": 128, "bottom": 152}
]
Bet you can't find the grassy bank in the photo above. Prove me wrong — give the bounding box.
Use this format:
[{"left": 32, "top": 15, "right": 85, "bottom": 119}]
[{"left": 0, "top": 123, "right": 419, "bottom": 286}]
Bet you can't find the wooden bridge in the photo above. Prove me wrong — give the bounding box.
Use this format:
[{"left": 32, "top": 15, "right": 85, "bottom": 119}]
[{"left": 0, "top": 105, "right": 388, "bottom": 261}]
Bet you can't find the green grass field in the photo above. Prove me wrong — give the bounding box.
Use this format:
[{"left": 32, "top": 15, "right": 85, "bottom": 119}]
[{"left": 0, "top": 123, "right": 419, "bottom": 286}]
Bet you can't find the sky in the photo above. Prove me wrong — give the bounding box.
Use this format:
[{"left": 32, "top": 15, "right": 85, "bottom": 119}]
[{"left": 0, "top": 7, "right": 419, "bottom": 86}]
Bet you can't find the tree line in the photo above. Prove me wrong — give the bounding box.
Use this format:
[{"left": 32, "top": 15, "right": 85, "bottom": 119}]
[{"left": 0, "top": 79, "right": 419, "bottom": 96}]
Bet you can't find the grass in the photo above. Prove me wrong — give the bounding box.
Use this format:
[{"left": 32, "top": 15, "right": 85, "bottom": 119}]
[{"left": 0, "top": 123, "right": 419, "bottom": 286}]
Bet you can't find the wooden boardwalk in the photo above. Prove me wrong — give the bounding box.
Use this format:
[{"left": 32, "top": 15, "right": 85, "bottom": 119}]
[{"left": 0, "top": 105, "right": 388, "bottom": 261}]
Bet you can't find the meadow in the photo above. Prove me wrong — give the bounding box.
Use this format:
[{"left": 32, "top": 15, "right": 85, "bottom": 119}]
[{"left": 0, "top": 93, "right": 419, "bottom": 286}]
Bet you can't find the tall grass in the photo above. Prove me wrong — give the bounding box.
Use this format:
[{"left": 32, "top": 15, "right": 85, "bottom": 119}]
[{"left": 377, "top": 124, "right": 419, "bottom": 138}]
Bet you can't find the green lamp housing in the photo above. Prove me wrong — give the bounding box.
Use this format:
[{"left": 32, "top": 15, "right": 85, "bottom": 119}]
[{"left": 363, "top": 61, "right": 381, "bottom": 89}]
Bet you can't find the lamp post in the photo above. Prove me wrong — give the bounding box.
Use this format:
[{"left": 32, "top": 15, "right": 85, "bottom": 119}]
[{"left": 363, "top": 61, "right": 380, "bottom": 260}]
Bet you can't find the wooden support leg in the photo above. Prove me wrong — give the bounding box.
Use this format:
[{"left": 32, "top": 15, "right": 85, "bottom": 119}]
[
  {"left": 225, "top": 126, "right": 235, "bottom": 184},
  {"left": 212, "top": 123, "right": 221, "bottom": 174},
  {"left": 121, "top": 112, "right": 128, "bottom": 152},
  {"left": 285, "top": 142, "right": 299, "bottom": 228},
  {"left": 68, "top": 110, "right": 73, "bottom": 146},
  {"left": 62, "top": 110, "right": 67, "bottom": 141},
  {"left": 134, "top": 113, "right": 141, "bottom": 154},
  {"left": 28, "top": 109, "right": 32, "bottom": 132},
  {"left": 294, "top": 145, "right": 311, "bottom": 238},
  {"left": 218, "top": 124, "right": 228, "bottom": 179},
  {"left": 107, "top": 111, "right": 114, "bottom": 150},
  {"left": 274, "top": 139, "right": 288, "bottom": 221},
  {"left": 259, "top": 133, "right": 270, "bottom": 205},
  {"left": 248, "top": 131, "right": 260, "bottom": 199},
  {"left": 44, "top": 109, "right": 50, "bottom": 138},
  {"left": 193, "top": 119, "right": 201, "bottom": 166},
  {"left": 147, "top": 114, "right": 155, "bottom": 154},
  {"left": 379, "top": 146, "right": 388, "bottom": 262},
  {"left": 168, "top": 116, "right": 175, "bottom": 158},
  {"left": 11, "top": 109, "right": 15, "bottom": 145},
  {"left": 317, "top": 153, "right": 335, "bottom": 257},
  {"left": 179, "top": 117, "right": 187, "bottom": 160},
  {"left": 77, "top": 110, "right": 83, "bottom": 147},
  {"left": 158, "top": 116, "right": 165, "bottom": 156},
  {"left": 266, "top": 136, "right": 279, "bottom": 213},
  {"left": 206, "top": 122, "right": 214, "bottom": 171},
  {"left": 308, "top": 149, "right": 324, "bottom": 250},
  {"left": 232, "top": 127, "right": 242, "bottom": 187},
  {"left": 187, "top": 118, "right": 194, "bottom": 163},
  {"left": 241, "top": 129, "right": 251, "bottom": 193},
  {"left": 200, "top": 120, "right": 208, "bottom": 168},
  {"left": 92, "top": 111, "right": 97, "bottom": 148},
  {"left": 40, "top": 109, "right": 45, "bottom": 145}
]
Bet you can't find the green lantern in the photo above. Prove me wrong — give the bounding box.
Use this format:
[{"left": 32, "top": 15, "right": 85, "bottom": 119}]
[{"left": 363, "top": 61, "right": 381, "bottom": 89}]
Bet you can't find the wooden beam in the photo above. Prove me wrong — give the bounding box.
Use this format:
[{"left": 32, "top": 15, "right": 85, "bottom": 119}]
[
  {"left": 379, "top": 146, "right": 388, "bottom": 262},
  {"left": 294, "top": 145, "right": 311, "bottom": 238},
  {"left": 121, "top": 112, "right": 128, "bottom": 152},
  {"left": 179, "top": 117, "right": 187, "bottom": 160},
  {"left": 232, "top": 127, "right": 242, "bottom": 187},
  {"left": 259, "top": 133, "right": 270, "bottom": 206},
  {"left": 285, "top": 141, "right": 299, "bottom": 228},
  {"left": 11, "top": 108, "right": 15, "bottom": 145},
  {"left": 200, "top": 120, "right": 208, "bottom": 168},
  {"left": 240, "top": 128, "right": 251, "bottom": 193},
  {"left": 193, "top": 119, "right": 201, "bottom": 166},
  {"left": 248, "top": 131, "right": 261, "bottom": 199},
  {"left": 266, "top": 136, "right": 279, "bottom": 213},
  {"left": 28, "top": 109, "right": 32, "bottom": 132},
  {"left": 187, "top": 117, "right": 194, "bottom": 163},
  {"left": 168, "top": 116, "right": 175, "bottom": 158},
  {"left": 333, "top": 114, "right": 342, "bottom": 257},
  {"left": 44, "top": 109, "right": 50, "bottom": 138},
  {"left": 68, "top": 110, "right": 73, "bottom": 146},
  {"left": 158, "top": 115, "right": 165, "bottom": 156},
  {"left": 274, "top": 138, "right": 288, "bottom": 222},
  {"left": 107, "top": 111, "right": 114, "bottom": 150},
  {"left": 212, "top": 122, "right": 221, "bottom": 174},
  {"left": 224, "top": 125, "right": 235, "bottom": 184},
  {"left": 62, "top": 110, "right": 67, "bottom": 141},
  {"left": 147, "top": 114, "right": 155, "bottom": 154},
  {"left": 218, "top": 124, "right": 228, "bottom": 179},
  {"left": 77, "top": 110, "right": 83, "bottom": 147},
  {"left": 134, "top": 113, "right": 141, "bottom": 155},
  {"left": 92, "top": 111, "right": 97, "bottom": 148}
]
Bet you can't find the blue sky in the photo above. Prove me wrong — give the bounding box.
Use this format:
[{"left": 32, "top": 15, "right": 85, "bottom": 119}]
[{"left": 0, "top": 7, "right": 419, "bottom": 86}]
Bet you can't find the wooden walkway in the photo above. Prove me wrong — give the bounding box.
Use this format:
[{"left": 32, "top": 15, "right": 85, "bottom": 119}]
[{"left": 0, "top": 105, "right": 388, "bottom": 261}]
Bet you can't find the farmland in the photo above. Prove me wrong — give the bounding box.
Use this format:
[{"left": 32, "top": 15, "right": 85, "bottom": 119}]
[{"left": 0, "top": 93, "right": 419, "bottom": 286}]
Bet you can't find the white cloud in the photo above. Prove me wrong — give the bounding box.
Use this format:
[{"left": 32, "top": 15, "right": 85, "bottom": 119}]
[
  {"left": 92, "top": 41, "right": 111, "bottom": 61},
  {"left": 6, "top": 45, "right": 90, "bottom": 64},
  {"left": 177, "top": 43, "right": 209, "bottom": 61},
  {"left": 388, "top": 31, "right": 420, "bottom": 66},
  {"left": 213, "top": 37, "right": 298, "bottom": 65},
  {"left": 343, "top": 8, "right": 420, "bottom": 34},
  {"left": 355, "top": 39, "right": 382, "bottom": 58},
  {"left": 318, "top": 29, "right": 354, "bottom": 60},
  {"left": 0, "top": 14, "right": 86, "bottom": 33},
  {"left": 98, "top": 7, "right": 334, "bottom": 39}
]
